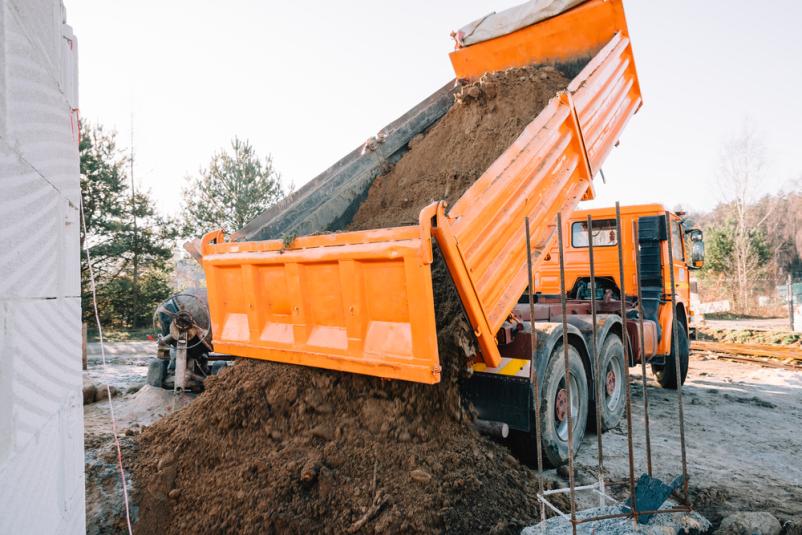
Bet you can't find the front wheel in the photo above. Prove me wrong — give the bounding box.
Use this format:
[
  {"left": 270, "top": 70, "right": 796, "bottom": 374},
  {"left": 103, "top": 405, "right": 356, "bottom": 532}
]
[{"left": 653, "top": 323, "right": 689, "bottom": 389}]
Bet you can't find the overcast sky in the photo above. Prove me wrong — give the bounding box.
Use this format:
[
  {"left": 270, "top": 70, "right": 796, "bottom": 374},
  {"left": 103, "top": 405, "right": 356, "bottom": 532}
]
[{"left": 68, "top": 0, "right": 802, "bottom": 216}]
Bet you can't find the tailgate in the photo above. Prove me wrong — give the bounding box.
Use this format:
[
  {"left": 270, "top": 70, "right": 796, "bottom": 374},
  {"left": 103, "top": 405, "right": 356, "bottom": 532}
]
[
  {"left": 200, "top": 223, "right": 441, "bottom": 383},
  {"left": 438, "top": 30, "right": 642, "bottom": 367}
]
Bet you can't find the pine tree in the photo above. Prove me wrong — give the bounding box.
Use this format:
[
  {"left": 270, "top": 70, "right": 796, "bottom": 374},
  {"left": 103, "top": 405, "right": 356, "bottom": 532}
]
[
  {"left": 181, "top": 137, "right": 285, "bottom": 236},
  {"left": 80, "top": 121, "right": 176, "bottom": 328}
]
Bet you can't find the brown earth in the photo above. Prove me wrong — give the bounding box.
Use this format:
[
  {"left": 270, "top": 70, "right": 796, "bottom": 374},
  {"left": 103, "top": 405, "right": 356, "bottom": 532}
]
[
  {"left": 133, "top": 361, "right": 568, "bottom": 534},
  {"left": 348, "top": 64, "right": 569, "bottom": 231},
  {"left": 132, "top": 64, "right": 574, "bottom": 534}
]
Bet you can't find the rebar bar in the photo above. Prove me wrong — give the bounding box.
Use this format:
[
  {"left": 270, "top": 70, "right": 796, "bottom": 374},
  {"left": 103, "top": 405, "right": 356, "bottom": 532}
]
[
  {"left": 525, "top": 217, "right": 547, "bottom": 522},
  {"left": 586, "top": 215, "right": 606, "bottom": 506},
  {"left": 615, "top": 202, "right": 638, "bottom": 524},
  {"left": 664, "top": 211, "right": 689, "bottom": 500},
  {"left": 556, "top": 212, "right": 577, "bottom": 534},
  {"left": 632, "top": 219, "right": 653, "bottom": 476}
]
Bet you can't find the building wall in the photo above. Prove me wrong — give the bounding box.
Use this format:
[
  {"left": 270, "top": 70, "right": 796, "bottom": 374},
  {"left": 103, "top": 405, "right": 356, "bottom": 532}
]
[{"left": 0, "top": 0, "right": 84, "bottom": 533}]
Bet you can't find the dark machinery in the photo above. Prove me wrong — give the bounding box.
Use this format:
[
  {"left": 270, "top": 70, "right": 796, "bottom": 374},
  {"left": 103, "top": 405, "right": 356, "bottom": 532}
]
[{"left": 147, "top": 288, "right": 226, "bottom": 391}]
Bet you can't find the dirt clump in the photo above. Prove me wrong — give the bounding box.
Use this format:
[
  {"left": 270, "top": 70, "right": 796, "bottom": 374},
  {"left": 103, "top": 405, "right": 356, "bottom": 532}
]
[
  {"left": 348, "top": 64, "right": 569, "bottom": 231},
  {"left": 132, "top": 64, "right": 574, "bottom": 534}
]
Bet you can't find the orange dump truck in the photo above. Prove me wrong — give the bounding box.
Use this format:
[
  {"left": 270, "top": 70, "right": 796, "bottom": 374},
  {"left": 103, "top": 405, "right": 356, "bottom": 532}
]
[{"left": 199, "top": 0, "right": 643, "bottom": 465}]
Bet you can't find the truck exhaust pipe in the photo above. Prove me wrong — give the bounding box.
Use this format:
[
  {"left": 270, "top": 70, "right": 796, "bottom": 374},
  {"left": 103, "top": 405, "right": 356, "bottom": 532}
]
[{"left": 474, "top": 419, "right": 509, "bottom": 439}]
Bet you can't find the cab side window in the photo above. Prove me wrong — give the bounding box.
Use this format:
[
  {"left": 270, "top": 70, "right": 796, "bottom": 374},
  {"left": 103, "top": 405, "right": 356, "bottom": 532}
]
[
  {"left": 671, "top": 222, "right": 684, "bottom": 261},
  {"left": 571, "top": 219, "right": 618, "bottom": 247}
]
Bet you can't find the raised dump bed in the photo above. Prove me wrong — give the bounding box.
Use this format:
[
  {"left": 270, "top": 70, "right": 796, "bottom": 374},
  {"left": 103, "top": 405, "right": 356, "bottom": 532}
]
[{"left": 200, "top": 0, "right": 642, "bottom": 384}]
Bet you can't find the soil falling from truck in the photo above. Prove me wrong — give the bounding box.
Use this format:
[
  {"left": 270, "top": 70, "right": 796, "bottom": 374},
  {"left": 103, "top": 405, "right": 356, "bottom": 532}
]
[
  {"left": 132, "top": 64, "right": 572, "bottom": 534},
  {"left": 348, "top": 65, "right": 570, "bottom": 230}
]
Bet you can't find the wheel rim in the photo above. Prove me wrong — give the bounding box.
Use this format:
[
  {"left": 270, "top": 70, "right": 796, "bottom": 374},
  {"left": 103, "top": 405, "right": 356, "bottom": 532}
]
[
  {"left": 554, "top": 375, "right": 581, "bottom": 441},
  {"left": 605, "top": 354, "right": 624, "bottom": 411}
]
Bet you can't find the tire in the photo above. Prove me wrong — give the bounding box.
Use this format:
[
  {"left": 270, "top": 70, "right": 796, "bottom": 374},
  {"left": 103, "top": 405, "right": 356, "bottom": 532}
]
[
  {"left": 653, "top": 324, "right": 689, "bottom": 389},
  {"left": 539, "top": 343, "right": 589, "bottom": 466},
  {"left": 591, "top": 333, "right": 626, "bottom": 432}
]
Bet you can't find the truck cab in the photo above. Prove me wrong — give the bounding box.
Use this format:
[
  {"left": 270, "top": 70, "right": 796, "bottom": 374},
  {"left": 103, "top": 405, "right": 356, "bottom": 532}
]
[{"left": 537, "top": 203, "right": 705, "bottom": 388}]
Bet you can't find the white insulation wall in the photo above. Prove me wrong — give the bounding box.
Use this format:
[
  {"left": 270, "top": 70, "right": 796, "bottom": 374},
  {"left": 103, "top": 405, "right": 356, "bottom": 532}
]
[{"left": 0, "top": 0, "right": 84, "bottom": 533}]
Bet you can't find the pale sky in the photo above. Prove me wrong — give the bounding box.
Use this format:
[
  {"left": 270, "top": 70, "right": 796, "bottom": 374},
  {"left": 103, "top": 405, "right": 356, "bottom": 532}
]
[{"left": 68, "top": 0, "right": 802, "bottom": 217}]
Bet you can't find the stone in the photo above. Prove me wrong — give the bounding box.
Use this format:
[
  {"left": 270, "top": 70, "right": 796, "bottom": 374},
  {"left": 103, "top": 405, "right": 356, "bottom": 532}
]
[
  {"left": 715, "top": 512, "right": 782, "bottom": 535},
  {"left": 781, "top": 519, "right": 802, "bottom": 535},
  {"left": 93, "top": 384, "right": 119, "bottom": 403},
  {"left": 82, "top": 380, "right": 97, "bottom": 405},
  {"left": 409, "top": 469, "right": 432, "bottom": 483}
]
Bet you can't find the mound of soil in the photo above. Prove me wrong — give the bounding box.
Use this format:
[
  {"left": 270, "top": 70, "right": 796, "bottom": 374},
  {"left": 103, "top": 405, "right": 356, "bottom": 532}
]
[
  {"left": 348, "top": 64, "right": 569, "bottom": 230},
  {"left": 134, "top": 361, "right": 567, "bottom": 534},
  {"left": 132, "top": 63, "right": 573, "bottom": 534}
]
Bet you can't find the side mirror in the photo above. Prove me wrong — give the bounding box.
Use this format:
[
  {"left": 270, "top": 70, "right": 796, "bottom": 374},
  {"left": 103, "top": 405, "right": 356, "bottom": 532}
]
[{"left": 688, "top": 229, "right": 704, "bottom": 269}]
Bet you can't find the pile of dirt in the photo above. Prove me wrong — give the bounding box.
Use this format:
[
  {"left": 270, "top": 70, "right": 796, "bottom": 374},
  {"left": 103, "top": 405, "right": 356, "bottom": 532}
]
[
  {"left": 348, "top": 64, "right": 570, "bottom": 230},
  {"left": 133, "top": 361, "right": 567, "bottom": 534},
  {"left": 132, "top": 63, "right": 574, "bottom": 534}
]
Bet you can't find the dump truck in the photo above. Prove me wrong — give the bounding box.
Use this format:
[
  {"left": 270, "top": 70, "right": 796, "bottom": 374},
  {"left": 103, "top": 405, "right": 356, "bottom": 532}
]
[{"left": 195, "top": 0, "right": 645, "bottom": 466}]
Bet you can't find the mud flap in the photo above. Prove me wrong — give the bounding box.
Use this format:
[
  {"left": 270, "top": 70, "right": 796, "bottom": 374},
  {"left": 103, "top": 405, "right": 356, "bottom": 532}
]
[{"left": 461, "top": 372, "right": 532, "bottom": 432}]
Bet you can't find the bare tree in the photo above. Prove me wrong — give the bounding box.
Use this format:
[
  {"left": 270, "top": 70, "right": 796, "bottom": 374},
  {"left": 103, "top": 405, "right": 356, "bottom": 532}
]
[{"left": 716, "top": 121, "right": 770, "bottom": 313}]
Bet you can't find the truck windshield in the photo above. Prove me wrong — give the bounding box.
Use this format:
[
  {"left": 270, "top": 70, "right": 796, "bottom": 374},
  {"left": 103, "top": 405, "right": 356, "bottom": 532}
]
[{"left": 572, "top": 219, "right": 618, "bottom": 247}]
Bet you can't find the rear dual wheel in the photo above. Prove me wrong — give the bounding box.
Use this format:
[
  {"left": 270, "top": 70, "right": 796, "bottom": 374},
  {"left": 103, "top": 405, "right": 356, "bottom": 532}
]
[
  {"left": 592, "top": 333, "right": 626, "bottom": 432},
  {"left": 538, "top": 343, "right": 589, "bottom": 467},
  {"left": 511, "top": 335, "right": 628, "bottom": 467}
]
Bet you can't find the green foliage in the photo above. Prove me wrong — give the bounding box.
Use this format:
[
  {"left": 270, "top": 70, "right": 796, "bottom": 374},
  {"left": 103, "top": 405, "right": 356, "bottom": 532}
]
[
  {"left": 181, "top": 137, "right": 285, "bottom": 236},
  {"left": 703, "top": 225, "right": 734, "bottom": 273},
  {"left": 94, "top": 270, "right": 173, "bottom": 328},
  {"left": 703, "top": 219, "right": 770, "bottom": 275},
  {"left": 80, "top": 121, "right": 177, "bottom": 329}
]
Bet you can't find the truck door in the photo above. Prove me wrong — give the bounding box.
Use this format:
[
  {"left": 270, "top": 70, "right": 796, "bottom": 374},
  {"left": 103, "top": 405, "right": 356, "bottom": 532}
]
[{"left": 670, "top": 218, "right": 690, "bottom": 319}]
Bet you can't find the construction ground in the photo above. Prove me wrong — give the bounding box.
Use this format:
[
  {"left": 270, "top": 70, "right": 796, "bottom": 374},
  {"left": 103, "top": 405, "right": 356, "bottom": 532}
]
[{"left": 83, "top": 320, "right": 802, "bottom": 534}]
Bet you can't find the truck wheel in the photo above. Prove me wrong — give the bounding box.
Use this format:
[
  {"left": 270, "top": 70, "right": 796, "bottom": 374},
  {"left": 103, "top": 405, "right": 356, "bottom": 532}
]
[
  {"left": 539, "top": 343, "right": 589, "bottom": 466},
  {"left": 653, "top": 324, "right": 689, "bottom": 389},
  {"left": 593, "top": 333, "right": 626, "bottom": 431}
]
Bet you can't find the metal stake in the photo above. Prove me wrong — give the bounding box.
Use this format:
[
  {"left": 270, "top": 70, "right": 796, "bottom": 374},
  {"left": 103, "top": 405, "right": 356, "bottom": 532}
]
[
  {"left": 525, "top": 218, "right": 546, "bottom": 522},
  {"left": 615, "top": 202, "right": 638, "bottom": 524},
  {"left": 664, "top": 211, "right": 689, "bottom": 500},
  {"left": 586, "top": 215, "right": 606, "bottom": 506},
  {"left": 556, "top": 212, "right": 577, "bottom": 534},
  {"left": 633, "top": 219, "right": 654, "bottom": 476},
  {"left": 175, "top": 332, "right": 188, "bottom": 392},
  {"left": 788, "top": 274, "right": 795, "bottom": 332}
]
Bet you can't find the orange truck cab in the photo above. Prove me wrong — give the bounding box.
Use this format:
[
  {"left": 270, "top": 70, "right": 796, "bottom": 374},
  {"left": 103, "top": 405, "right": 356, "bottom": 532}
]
[{"left": 536, "top": 203, "right": 705, "bottom": 387}]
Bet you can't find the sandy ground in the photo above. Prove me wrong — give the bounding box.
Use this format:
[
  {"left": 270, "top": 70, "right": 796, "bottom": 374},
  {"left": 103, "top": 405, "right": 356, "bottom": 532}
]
[
  {"left": 83, "top": 341, "right": 802, "bottom": 531},
  {"left": 568, "top": 353, "right": 802, "bottom": 526}
]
